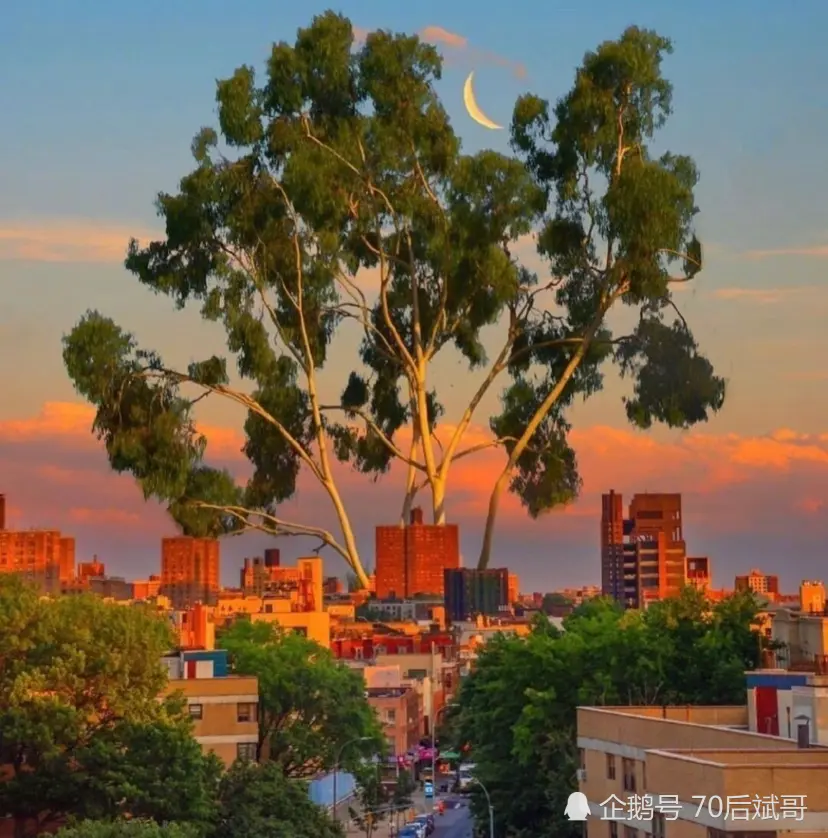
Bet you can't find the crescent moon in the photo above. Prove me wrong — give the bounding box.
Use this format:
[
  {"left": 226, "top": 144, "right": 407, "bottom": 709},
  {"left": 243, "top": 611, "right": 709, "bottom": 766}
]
[{"left": 463, "top": 72, "right": 504, "bottom": 131}]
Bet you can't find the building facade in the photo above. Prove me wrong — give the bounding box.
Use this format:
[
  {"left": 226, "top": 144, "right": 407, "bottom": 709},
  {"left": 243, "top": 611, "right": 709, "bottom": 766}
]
[
  {"left": 367, "top": 685, "right": 422, "bottom": 757},
  {"left": 375, "top": 508, "right": 460, "bottom": 599},
  {"left": 160, "top": 536, "right": 220, "bottom": 608},
  {"left": 578, "top": 703, "right": 828, "bottom": 838},
  {"left": 601, "top": 491, "right": 692, "bottom": 608},
  {"left": 162, "top": 648, "right": 259, "bottom": 765},
  {"left": 443, "top": 568, "right": 510, "bottom": 623}
]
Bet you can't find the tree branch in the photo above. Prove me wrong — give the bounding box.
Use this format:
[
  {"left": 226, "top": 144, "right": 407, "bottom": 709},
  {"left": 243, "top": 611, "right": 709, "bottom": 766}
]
[
  {"left": 318, "top": 404, "right": 425, "bottom": 470},
  {"left": 190, "top": 502, "right": 355, "bottom": 565}
]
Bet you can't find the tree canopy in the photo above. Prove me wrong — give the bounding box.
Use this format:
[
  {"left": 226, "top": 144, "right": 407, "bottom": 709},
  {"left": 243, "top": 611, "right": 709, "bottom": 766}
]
[
  {"left": 454, "top": 589, "right": 764, "bottom": 838},
  {"left": 62, "top": 13, "right": 724, "bottom": 580},
  {"left": 212, "top": 760, "right": 344, "bottom": 838},
  {"left": 0, "top": 578, "right": 220, "bottom": 838},
  {"left": 219, "top": 620, "right": 384, "bottom": 774}
]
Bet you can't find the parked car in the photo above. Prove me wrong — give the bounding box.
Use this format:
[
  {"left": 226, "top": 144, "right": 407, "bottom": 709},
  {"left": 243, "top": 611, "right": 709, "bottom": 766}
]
[
  {"left": 413, "top": 813, "right": 436, "bottom": 835},
  {"left": 397, "top": 827, "right": 420, "bottom": 838},
  {"left": 405, "top": 821, "right": 426, "bottom": 838},
  {"left": 423, "top": 780, "right": 434, "bottom": 798}
]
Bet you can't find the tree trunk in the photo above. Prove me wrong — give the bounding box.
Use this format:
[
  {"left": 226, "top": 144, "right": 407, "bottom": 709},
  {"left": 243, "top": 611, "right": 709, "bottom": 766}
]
[{"left": 477, "top": 470, "right": 508, "bottom": 569}]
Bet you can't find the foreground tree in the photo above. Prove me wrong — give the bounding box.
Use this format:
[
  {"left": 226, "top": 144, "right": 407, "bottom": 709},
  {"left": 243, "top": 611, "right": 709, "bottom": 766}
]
[
  {"left": 219, "top": 620, "right": 383, "bottom": 773},
  {"left": 55, "top": 821, "right": 200, "bottom": 838},
  {"left": 0, "top": 579, "right": 219, "bottom": 838},
  {"left": 212, "top": 760, "right": 343, "bottom": 838},
  {"left": 455, "top": 590, "right": 764, "bottom": 837},
  {"left": 61, "top": 10, "right": 541, "bottom": 587}
]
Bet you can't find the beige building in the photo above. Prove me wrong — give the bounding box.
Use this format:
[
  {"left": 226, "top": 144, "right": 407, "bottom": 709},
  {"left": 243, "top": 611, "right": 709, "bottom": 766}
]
[
  {"left": 578, "top": 704, "right": 828, "bottom": 837},
  {"left": 166, "top": 674, "right": 259, "bottom": 765}
]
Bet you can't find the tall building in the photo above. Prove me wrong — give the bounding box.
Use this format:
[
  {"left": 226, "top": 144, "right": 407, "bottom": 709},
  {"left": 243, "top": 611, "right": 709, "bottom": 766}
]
[
  {"left": 160, "top": 536, "right": 220, "bottom": 608},
  {"left": 600, "top": 490, "right": 692, "bottom": 608},
  {"left": 444, "top": 568, "right": 510, "bottom": 623},
  {"left": 735, "top": 568, "right": 780, "bottom": 597},
  {"left": 686, "top": 556, "right": 711, "bottom": 590},
  {"left": 375, "top": 508, "right": 460, "bottom": 599},
  {"left": 0, "top": 493, "right": 76, "bottom": 593}
]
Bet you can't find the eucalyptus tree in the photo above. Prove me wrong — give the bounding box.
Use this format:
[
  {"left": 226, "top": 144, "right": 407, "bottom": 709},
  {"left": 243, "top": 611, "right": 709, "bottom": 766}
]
[
  {"left": 62, "top": 11, "right": 542, "bottom": 587},
  {"left": 356, "top": 26, "right": 727, "bottom": 567}
]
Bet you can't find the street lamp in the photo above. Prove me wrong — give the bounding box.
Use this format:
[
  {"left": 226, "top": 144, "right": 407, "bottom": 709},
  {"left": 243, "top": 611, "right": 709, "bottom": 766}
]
[
  {"left": 333, "top": 735, "right": 373, "bottom": 825},
  {"left": 431, "top": 702, "right": 460, "bottom": 800},
  {"left": 472, "top": 778, "right": 495, "bottom": 838}
]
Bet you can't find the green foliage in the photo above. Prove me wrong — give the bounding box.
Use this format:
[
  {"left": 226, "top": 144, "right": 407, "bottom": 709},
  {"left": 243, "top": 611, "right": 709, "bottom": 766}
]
[
  {"left": 0, "top": 579, "right": 219, "bottom": 837},
  {"left": 472, "top": 25, "right": 725, "bottom": 560},
  {"left": 219, "top": 620, "right": 384, "bottom": 775},
  {"left": 55, "top": 820, "right": 201, "bottom": 838},
  {"left": 456, "top": 589, "right": 764, "bottom": 838},
  {"left": 212, "top": 760, "right": 343, "bottom": 838}
]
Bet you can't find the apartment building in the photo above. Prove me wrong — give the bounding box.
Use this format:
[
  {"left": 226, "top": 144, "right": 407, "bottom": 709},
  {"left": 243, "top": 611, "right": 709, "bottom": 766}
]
[
  {"left": 162, "top": 648, "right": 259, "bottom": 765},
  {"left": 577, "top": 703, "right": 828, "bottom": 837},
  {"left": 367, "top": 685, "right": 422, "bottom": 757}
]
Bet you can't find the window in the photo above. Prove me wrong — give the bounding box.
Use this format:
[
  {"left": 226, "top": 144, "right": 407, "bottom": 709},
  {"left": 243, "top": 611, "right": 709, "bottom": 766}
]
[
  {"left": 610, "top": 823, "right": 618, "bottom": 838},
  {"left": 606, "top": 753, "right": 616, "bottom": 779},
  {"left": 237, "top": 742, "right": 257, "bottom": 761},
  {"left": 707, "top": 831, "right": 726, "bottom": 838},
  {"left": 385, "top": 709, "right": 396, "bottom": 722},
  {"left": 237, "top": 702, "right": 257, "bottom": 723},
  {"left": 188, "top": 703, "right": 203, "bottom": 720},
  {"left": 622, "top": 758, "right": 636, "bottom": 792},
  {"left": 623, "top": 828, "right": 637, "bottom": 838},
  {"left": 653, "top": 813, "right": 665, "bottom": 838},
  {"left": 578, "top": 748, "right": 586, "bottom": 770},
  {"left": 292, "top": 627, "right": 308, "bottom": 637}
]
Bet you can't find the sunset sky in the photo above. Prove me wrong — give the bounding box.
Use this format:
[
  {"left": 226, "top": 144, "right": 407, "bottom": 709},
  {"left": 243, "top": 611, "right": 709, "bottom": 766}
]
[{"left": 2, "top": 0, "right": 827, "bottom": 591}]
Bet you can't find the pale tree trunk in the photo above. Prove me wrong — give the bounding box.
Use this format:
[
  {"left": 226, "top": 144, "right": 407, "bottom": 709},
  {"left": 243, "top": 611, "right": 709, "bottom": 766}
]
[{"left": 476, "top": 313, "right": 611, "bottom": 570}]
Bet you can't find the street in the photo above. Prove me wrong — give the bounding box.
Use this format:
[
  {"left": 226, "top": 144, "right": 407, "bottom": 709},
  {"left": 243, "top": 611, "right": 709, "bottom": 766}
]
[{"left": 431, "top": 797, "right": 474, "bottom": 838}]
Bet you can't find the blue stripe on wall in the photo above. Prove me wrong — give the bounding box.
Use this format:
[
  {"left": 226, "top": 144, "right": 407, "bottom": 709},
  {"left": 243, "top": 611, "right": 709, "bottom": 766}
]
[{"left": 746, "top": 673, "right": 808, "bottom": 689}]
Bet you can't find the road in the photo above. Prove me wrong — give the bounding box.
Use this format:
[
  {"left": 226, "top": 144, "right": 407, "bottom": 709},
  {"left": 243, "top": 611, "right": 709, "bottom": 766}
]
[{"left": 432, "top": 796, "right": 474, "bottom": 838}]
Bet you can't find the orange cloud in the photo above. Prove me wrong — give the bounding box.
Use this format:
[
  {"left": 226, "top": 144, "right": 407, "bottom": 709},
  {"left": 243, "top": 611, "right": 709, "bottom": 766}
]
[
  {"left": 0, "top": 219, "right": 160, "bottom": 263},
  {"left": 417, "top": 25, "right": 527, "bottom": 79},
  {"left": 419, "top": 25, "right": 468, "bottom": 49},
  {"left": 2, "top": 402, "right": 828, "bottom": 589}
]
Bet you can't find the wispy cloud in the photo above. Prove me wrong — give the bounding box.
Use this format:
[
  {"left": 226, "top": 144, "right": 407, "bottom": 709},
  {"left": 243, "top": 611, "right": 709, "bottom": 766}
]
[
  {"left": 353, "top": 24, "right": 526, "bottom": 79},
  {"left": 742, "top": 244, "right": 828, "bottom": 260},
  {"left": 418, "top": 25, "right": 527, "bottom": 79},
  {"left": 0, "top": 219, "right": 159, "bottom": 263},
  {"left": 711, "top": 287, "right": 820, "bottom": 304}
]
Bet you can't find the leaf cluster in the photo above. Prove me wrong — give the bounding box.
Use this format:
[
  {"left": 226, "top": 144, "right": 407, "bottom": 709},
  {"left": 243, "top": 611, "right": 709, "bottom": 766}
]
[{"left": 218, "top": 620, "right": 385, "bottom": 776}]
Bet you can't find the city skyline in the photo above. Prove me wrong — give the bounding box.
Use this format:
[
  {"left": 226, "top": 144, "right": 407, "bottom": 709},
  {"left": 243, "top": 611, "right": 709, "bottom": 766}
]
[{"left": 2, "top": 0, "right": 827, "bottom": 591}]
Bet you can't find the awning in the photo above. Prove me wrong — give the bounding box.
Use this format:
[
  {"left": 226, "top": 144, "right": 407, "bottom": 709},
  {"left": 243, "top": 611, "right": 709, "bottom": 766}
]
[{"left": 439, "top": 750, "right": 461, "bottom": 760}]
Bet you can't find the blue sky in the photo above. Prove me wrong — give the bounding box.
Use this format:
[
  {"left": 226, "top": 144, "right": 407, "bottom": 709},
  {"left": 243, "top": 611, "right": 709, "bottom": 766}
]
[{"left": 1, "top": 0, "right": 827, "bottom": 591}]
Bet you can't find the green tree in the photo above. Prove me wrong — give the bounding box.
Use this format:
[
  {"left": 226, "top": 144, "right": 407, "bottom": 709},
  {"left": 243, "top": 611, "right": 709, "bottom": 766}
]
[
  {"left": 59, "top": 11, "right": 540, "bottom": 589},
  {"left": 55, "top": 821, "right": 201, "bottom": 838},
  {"left": 455, "top": 590, "right": 764, "bottom": 838},
  {"left": 0, "top": 578, "right": 218, "bottom": 838},
  {"left": 219, "top": 620, "right": 383, "bottom": 774},
  {"left": 472, "top": 26, "right": 725, "bottom": 566},
  {"left": 213, "top": 760, "right": 343, "bottom": 838}
]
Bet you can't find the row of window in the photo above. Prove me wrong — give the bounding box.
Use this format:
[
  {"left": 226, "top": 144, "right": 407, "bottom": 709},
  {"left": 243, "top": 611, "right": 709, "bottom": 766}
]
[
  {"left": 606, "top": 753, "right": 638, "bottom": 792},
  {"left": 188, "top": 701, "right": 258, "bottom": 722}
]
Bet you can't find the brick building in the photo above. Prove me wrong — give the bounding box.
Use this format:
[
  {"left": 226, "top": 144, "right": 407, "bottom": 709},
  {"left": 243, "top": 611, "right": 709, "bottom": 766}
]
[
  {"left": 367, "top": 685, "right": 422, "bottom": 757},
  {"left": 0, "top": 493, "right": 76, "bottom": 593},
  {"left": 160, "top": 536, "right": 220, "bottom": 608},
  {"left": 375, "top": 508, "right": 460, "bottom": 599},
  {"left": 601, "top": 491, "right": 696, "bottom": 608}
]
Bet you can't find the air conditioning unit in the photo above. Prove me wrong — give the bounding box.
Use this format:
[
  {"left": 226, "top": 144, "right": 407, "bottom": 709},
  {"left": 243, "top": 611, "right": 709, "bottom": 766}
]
[{"left": 576, "top": 768, "right": 587, "bottom": 782}]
